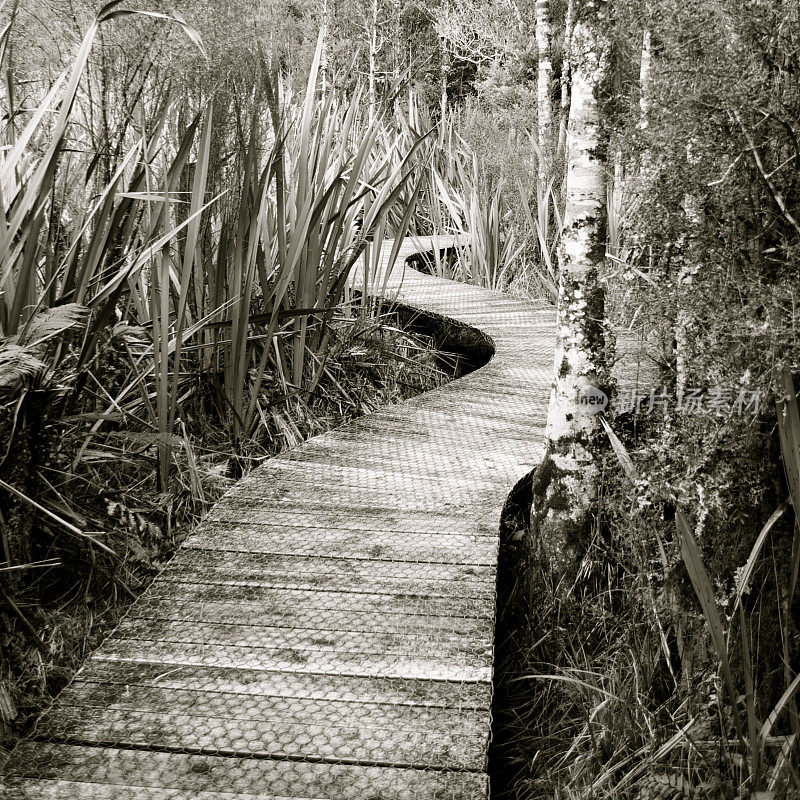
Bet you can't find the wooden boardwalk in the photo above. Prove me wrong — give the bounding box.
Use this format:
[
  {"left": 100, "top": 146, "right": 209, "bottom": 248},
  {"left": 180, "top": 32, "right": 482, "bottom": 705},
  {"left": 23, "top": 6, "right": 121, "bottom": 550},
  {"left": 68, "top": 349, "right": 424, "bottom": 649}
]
[{"left": 1, "top": 237, "right": 556, "bottom": 799}]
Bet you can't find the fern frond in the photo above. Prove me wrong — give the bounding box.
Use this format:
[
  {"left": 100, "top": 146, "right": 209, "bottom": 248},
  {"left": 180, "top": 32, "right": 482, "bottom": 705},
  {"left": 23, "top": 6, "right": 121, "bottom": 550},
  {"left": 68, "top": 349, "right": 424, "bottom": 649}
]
[
  {"left": 111, "top": 321, "right": 148, "bottom": 346},
  {"left": 0, "top": 344, "right": 47, "bottom": 392},
  {"left": 16, "top": 303, "right": 90, "bottom": 349}
]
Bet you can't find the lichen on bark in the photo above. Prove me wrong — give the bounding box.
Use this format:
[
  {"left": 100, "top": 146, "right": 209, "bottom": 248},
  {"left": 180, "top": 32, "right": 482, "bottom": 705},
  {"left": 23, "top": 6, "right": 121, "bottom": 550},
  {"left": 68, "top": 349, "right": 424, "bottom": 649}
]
[{"left": 529, "top": 5, "right": 612, "bottom": 587}]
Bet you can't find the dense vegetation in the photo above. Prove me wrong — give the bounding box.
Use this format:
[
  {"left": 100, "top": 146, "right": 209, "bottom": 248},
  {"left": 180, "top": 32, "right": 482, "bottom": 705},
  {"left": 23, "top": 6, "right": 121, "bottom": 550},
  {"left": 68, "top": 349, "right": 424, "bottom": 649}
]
[
  {"left": 0, "top": 0, "right": 465, "bottom": 746},
  {"left": 492, "top": 1, "right": 800, "bottom": 798},
  {"left": 2, "top": 0, "right": 800, "bottom": 798}
]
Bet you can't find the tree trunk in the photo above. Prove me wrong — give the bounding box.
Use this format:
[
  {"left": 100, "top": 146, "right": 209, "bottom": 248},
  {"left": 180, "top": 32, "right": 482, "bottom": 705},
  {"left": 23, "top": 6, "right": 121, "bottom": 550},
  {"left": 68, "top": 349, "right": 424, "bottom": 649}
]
[
  {"left": 390, "top": 0, "right": 402, "bottom": 82},
  {"left": 638, "top": 27, "right": 652, "bottom": 127},
  {"left": 320, "top": 0, "right": 331, "bottom": 98},
  {"left": 535, "top": 0, "right": 553, "bottom": 191},
  {"left": 675, "top": 191, "right": 703, "bottom": 397},
  {"left": 556, "top": 0, "right": 574, "bottom": 179},
  {"left": 439, "top": 39, "right": 449, "bottom": 121},
  {"left": 530, "top": 9, "right": 609, "bottom": 581}
]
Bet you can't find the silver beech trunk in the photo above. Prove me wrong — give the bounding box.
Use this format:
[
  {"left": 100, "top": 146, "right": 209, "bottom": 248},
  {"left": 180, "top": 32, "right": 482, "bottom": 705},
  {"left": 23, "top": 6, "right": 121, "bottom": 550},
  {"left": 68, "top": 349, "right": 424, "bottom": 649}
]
[
  {"left": 320, "top": 0, "right": 331, "bottom": 97},
  {"left": 531, "top": 11, "right": 609, "bottom": 576},
  {"left": 368, "top": 0, "right": 380, "bottom": 123},
  {"left": 536, "top": 0, "right": 553, "bottom": 189},
  {"left": 639, "top": 27, "right": 652, "bottom": 125},
  {"left": 676, "top": 191, "right": 704, "bottom": 397},
  {"left": 557, "top": 0, "right": 574, "bottom": 175}
]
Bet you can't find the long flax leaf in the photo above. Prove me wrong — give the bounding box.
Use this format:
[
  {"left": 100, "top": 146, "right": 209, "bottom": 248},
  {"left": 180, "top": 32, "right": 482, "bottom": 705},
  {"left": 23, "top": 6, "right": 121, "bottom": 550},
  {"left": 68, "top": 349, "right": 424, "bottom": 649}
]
[
  {"left": 170, "top": 101, "right": 213, "bottom": 434},
  {"left": 739, "top": 603, "right": 761, "bottom": 790},
  {"left": 89, "top": 191, "right": 226, "bottom": 307},
  {"left": 676, "top": 510, "right": 745, "bottom": 747},
  {"left": 0, "top": 4, "right": 121, "bottom": 274},
  {"left": 776, "top": 366, "right": 800, "bottom": 600},
  {"left": 729, "top": 503, "right": 788, "bottom": 620}
]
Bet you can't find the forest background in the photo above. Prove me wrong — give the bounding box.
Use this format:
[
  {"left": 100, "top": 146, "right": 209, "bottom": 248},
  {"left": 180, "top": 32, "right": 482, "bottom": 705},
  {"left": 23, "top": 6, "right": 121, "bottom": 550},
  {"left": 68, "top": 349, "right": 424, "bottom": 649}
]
[{"left": 1, "top": 0, "right": 800, "bottom": 798}]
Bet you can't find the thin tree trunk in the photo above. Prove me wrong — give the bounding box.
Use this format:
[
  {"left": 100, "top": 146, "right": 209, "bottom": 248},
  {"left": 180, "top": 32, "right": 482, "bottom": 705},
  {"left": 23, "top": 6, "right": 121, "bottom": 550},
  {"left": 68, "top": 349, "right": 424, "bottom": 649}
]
[
  {"left": 390, "top": 0, "right": 402, "bottom": 82},
  {"left": 556, "top": 0, "right": 574, "bottom": 179},
  {"left": 320, "top": 0, "right": 331, "bottom": 98},
  {"left": 440, "top": 40, "right": 449, "bottom": 121},
  {"left": 531, "top": 9, "right": 609, "bottom": 580},
  {"left": 639, "top": 26, "right": 652, "bottom": 127},
  {"left": 676, "top": 190, "right": 703, "bottom": 397},
  {"left": 536, "top": 0, "right": 553, "bottom": 191},
  {"left": 635, "top": 23, "right": 654, "bottom": 228},
  {"left": 368, "top": 0, "right": 378, "bottom": 123}
]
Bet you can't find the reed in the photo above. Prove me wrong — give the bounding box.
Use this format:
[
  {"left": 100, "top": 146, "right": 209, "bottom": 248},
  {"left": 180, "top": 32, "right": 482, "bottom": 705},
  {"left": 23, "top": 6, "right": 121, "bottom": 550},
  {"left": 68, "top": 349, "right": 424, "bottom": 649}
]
[{"left": 0, "top": 14, "right": 428, "bottom": 482}]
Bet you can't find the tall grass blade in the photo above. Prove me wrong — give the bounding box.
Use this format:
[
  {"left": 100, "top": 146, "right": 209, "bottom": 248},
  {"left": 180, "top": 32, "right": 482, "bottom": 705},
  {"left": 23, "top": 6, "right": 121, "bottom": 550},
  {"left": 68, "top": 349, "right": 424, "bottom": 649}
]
[
  {"left": 676, "top": 510, "right": 745, "bottom": 745},
  {"left": 776, "top": 366, "right": 800, "bottom": 600},
  {"left": 730, "top": 504, "right": 788, "bottom": 619},
  {"left": 761, "top": 672, "right": 800, "bottom": 741},
  {"left": 739, "top": 604, "right": 761, "bottom": 790},
  {"left": 600, "top": 415, "right": 639, "bottom": 483}
]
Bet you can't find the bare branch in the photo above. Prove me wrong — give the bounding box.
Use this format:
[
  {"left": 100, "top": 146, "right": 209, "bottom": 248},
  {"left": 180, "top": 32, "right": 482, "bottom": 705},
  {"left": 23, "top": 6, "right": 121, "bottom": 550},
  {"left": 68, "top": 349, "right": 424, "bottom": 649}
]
[{"left": 733, "top": 110, "right": 800, "bottom": 237}]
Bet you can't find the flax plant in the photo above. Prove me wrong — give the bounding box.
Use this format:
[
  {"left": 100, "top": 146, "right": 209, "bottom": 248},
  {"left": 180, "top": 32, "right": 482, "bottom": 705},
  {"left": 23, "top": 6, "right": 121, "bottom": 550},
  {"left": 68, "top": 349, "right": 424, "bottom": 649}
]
[
  {"left": 597, "top": 407, "right": 800, "bottom": 798},
  {"left": 214, "top": 39, "right": 428, "bottom": 440},
  {"left": 422, "top": 116, "right": 561, "bottom": 296}
]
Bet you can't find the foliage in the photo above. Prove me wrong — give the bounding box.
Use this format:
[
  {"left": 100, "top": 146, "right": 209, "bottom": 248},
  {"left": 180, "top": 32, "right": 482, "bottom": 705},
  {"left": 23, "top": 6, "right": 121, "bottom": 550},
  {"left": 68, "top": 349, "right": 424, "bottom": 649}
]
[
  {"left": 490, "top": 0, "right": 800, "bottom": 798},
  {"left": 416, "top": 102, "right": 560, "bottom": 297},
  {"left": 0, "top": 5, "right": 449, "bottom": 745},
  {"left": 433, "top": 0, "right": 532, "bottom": 67}
]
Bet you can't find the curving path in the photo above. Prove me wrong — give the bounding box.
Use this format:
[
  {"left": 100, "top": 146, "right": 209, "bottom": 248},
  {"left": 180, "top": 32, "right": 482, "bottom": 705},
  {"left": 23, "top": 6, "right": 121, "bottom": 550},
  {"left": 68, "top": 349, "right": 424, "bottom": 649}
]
[{"left": 1, "top": 237, "right": 556, "bottom": 799}]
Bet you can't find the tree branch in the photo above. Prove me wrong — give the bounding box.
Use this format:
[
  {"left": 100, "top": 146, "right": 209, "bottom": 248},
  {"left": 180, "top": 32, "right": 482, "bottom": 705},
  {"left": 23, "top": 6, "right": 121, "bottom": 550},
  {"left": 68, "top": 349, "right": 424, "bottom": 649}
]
[{"left": 733, "top": 109, "right": 800, "bottom": 237}]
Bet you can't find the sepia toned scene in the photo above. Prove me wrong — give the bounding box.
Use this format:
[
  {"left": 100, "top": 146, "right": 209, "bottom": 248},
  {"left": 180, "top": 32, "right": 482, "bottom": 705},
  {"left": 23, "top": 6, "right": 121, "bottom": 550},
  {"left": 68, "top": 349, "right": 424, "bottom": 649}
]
[{"left": 0, "top": 1, "right": 799, "bottom": 798}]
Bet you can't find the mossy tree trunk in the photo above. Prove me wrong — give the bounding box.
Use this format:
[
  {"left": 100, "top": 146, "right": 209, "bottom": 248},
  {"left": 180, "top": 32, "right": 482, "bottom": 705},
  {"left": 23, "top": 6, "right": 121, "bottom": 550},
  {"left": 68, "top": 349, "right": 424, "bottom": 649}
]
[
  {"left": 675, "top": 190, "right": 704, "bottom": 397},
  {"left": 367, "top": 0, "right": 381, "bottom": 124},
  {"left": 320, "top": 0, "right": 331, "bottom": 98},
  {"left": 530, "top": 6, "right": 610, "bottom": 581},
  {"left": 638, "top": 25, "right": 652, "bottom": 126}
]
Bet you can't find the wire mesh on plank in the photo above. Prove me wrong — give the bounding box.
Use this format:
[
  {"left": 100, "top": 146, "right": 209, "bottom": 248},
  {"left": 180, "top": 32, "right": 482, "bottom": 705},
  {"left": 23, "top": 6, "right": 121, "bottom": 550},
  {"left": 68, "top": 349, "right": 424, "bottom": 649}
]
[{"left": 0, "top": 237, "right": 556, "bottom": 800}]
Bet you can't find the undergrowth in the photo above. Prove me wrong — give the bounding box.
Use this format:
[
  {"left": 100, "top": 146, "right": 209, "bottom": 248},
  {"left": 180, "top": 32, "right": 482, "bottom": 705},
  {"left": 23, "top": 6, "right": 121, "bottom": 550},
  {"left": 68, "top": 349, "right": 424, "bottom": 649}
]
[
  {"left": 493, "top": 395, "right": 800, "bottom": 800},
  {"left": 0, "top": 309, "right": 454, "bottom": 752}
]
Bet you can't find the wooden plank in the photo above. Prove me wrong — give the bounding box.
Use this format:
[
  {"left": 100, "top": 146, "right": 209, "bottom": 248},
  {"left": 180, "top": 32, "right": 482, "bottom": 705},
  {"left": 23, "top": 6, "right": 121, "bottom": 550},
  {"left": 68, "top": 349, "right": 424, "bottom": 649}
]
[
  {"left": 243, "top": 458, "right": 533, "bottom": 487},
  {"left": 0, "top": 781, "right": 285, "bottom": 800},
  {"left": 36, "top": 685, "right": 487, "bottom": 768},
  {"left": 94, "top": 638, "right": 492, "bottom": 682},
  {"left": 198, "top": 508, "right": 500, "bottom": 536},
  {"left": 107, "top": 618, "right": 490, "bottom": 665},
  {"left": 142, "top": 582, "right": 494, "bottom": 618},
  {"left": 70, "top": 661, "right": 492, "bottom": 708},
  {"left": 165, "top": 549, "right": 494, "bottom": 582},
  {"left": 214, "top": 492, "right": 506, "bottom": 516},
  {"left": 154, "top": 551, "right": 494, "bottom": 597},
  {"left": 274, "top": 439, "right": 537, "bottom": 466},
  {"left": 1, "top": 744, "right": 488, "bottom": 799},
  {"left": 183, "top": 524, "right": 498, "bottom": 563},
  {"left": 147, "top": 569, "right": 493, "bottom": 601},
  {"left": 127, "top": 597, "right": 493, "bottom": 637},
  {"left": 226, "top": 478, "right": 505, "bottom": 501}
]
